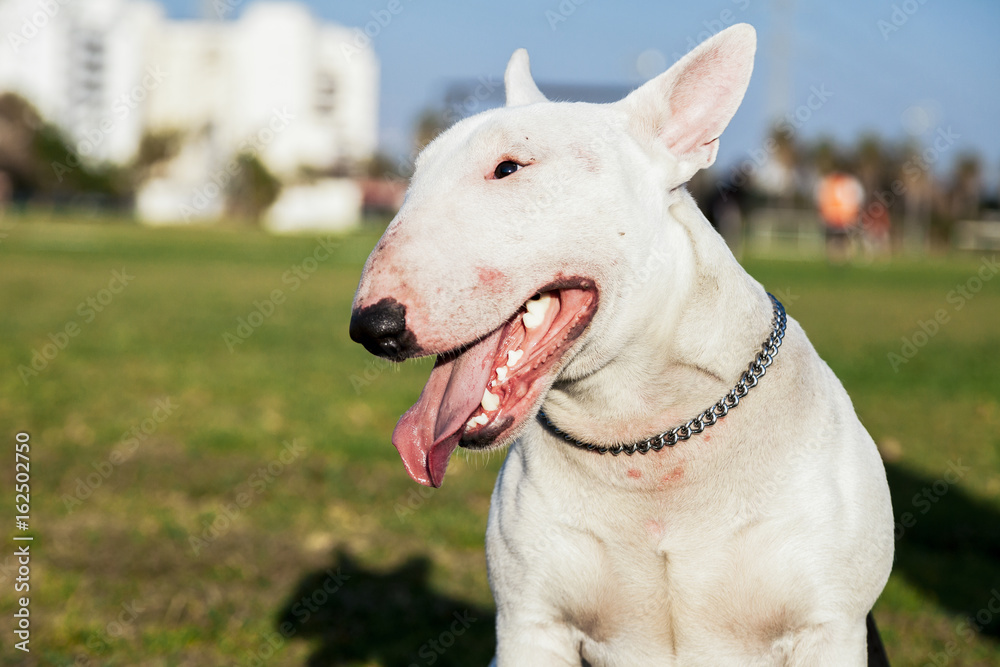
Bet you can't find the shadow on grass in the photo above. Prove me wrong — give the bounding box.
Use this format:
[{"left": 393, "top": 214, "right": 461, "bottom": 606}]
[
  {"left": 276, "top": 550, "right": 495, "bottom": 667},
  {"left": 886, "top": 462, "right": 1000, "bottom": 639},
  {"left": 274, "top": 464, "right": 1000, "bottom": 665}
]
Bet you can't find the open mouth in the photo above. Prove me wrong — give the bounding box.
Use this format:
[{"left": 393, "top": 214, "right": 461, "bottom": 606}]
[{"left": 391, "top": 282, "right": 598, "bottom": 487}]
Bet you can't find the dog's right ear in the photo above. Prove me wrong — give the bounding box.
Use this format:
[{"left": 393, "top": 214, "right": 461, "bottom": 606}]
[
  {"left": 505, "top": 49, "right": 548, "bottom": 107},
  {"left": 621, "top": 23, "right": 756, "bottom": 183}
]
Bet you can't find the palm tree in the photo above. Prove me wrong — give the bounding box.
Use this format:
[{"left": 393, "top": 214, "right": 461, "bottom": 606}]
[{"left": 950, "top": 153, "right": 982, "bottom": 221}]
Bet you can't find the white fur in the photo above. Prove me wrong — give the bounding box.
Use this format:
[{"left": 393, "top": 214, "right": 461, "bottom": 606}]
[{"left": 354, "top": 23, "right": 893, "bottom": 665}]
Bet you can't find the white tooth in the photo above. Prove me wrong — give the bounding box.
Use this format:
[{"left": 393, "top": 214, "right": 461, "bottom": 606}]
[
  {"left": 522, "top": 311, "right": 543, "bottom": 329},
  {"left": 466, "top": 418, "right": 477, "bottom": 429},
  {"left": 473, "top": 413, "right": 489, "bottom": 425},
  {"left": 506, "top": 349, "right": 523, "bottom": 368},
  {"left": 495, "top": 366, "right": 508, "bottom": 381},
  {"left": 527, "top": 292, "right": 551, "bottom": 311},
  {"left": 522, "top": 293, "right": 552, "bottom": 329},
  {"left": 481, "top": 389, "right": 500, "bottom": 412}
]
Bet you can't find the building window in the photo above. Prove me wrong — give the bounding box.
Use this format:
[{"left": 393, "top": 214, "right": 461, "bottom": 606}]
[
  {"left": 72, "top": 30, "right": 105, "bottom": 111},
  {"left": 315, "top": 71, "right": 336, "bottom": 116}
]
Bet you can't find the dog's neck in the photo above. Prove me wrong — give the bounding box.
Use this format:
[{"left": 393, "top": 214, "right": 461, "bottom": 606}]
[{"left": 542, "top": 190, "right": 773, "bottom": 451}]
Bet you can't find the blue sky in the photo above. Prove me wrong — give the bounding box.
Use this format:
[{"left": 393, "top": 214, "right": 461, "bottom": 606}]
[{"left": 162, "top": 0, "right": 1000, "bottom": 189}]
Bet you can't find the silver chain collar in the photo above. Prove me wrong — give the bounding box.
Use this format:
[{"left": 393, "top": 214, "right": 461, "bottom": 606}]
[{"left": 538, "top": 293, "right": 786, "bottom": 456}]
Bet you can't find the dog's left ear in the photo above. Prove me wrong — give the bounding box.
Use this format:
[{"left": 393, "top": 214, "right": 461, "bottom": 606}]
[
  {"left": 505, "top": 49, "right": 548, "bottom": 107},
  {"left": 622, "top": 23, "right": 756, "bottom": 182}
]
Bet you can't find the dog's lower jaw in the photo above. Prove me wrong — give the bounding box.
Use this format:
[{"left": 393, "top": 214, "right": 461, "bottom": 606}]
[{"left": 459, "top": 414, "right": 515, "bottom": 450}]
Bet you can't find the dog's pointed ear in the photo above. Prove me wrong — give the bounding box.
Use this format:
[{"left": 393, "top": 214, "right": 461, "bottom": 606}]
[
  {"left": 505, "top": 49, "right": 548, "bottom": 107},
  {"left": 621, "top": 23, "right": 756, "bottom": 182}
]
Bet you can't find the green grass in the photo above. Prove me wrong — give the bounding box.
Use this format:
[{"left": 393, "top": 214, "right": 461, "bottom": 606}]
[{"left": 0, "top": 216, "right": 998, "bottom": 666}]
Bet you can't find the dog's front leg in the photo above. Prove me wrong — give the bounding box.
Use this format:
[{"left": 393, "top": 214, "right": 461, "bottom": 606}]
[
  {"left": 486, "top": 460, "right": 588, "bottom": 666},
  {"left": 487, "top": 540, "right": 585, "bottom": 665},
  {"left": 785, "top": 617, "right": 869, "bottom": 666},
  {"left": 491, "top": 611, "right": 584, "bottom": 666}
]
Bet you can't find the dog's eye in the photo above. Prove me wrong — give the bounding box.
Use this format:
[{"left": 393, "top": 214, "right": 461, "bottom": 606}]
[{"left": 494, "top": 161, "right": 521, "bottom": 179}]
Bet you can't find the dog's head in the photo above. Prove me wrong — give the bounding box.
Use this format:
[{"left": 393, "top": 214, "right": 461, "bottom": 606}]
[{"left": 351, "top": 24, "right": 756, "bottom": 486}]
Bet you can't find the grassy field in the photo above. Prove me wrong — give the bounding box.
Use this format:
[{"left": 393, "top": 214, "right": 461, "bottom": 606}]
[{"left": 0, "top": 216, "right": 998, "bottom": 666}]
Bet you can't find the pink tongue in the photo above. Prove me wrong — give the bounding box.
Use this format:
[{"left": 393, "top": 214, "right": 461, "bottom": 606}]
[{"left": 391, "top": 328, "right": 503, "bottom": 487}]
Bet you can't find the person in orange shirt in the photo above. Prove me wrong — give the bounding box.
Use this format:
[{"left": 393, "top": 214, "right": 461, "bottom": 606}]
[{"left": 816, "top": 172, "right": 864, "bottom": 262}]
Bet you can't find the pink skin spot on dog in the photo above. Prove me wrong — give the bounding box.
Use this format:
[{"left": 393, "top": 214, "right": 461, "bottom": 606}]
[
  {"left": 627, "top": 468, "right": 642, "bottom": 479},
  {"left": 476, "top": 266, "right": 505, "bottom": 286},
  {"left": 644, "top": 519, "right": 663, "bottom": 539},
  {"left": 656, "top": 464, "right": 685, "bottom": 490}
]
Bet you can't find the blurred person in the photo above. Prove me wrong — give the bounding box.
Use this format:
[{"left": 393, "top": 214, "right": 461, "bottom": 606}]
[
  {"left": 859, "top": 199, "right": 892, "bottom": 259},
  {"left": 816, "top": 171, "right": 863, "bottom": 263}
]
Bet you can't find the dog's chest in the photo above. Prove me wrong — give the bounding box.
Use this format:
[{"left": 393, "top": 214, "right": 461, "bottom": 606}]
[
  {"left": 534, "top": 524, "right": 798, "bottom": 665},
  {"left": 489, "top": 441, "right": 808, "bottom": 664},
  {"left": 533, "top": 516, "right": 757, "bottom": 662}
]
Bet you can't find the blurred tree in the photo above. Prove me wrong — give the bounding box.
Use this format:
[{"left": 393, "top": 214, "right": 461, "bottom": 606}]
[
  {"left": 413, "top": 108, "right": 449, "bottom": 152},
  {"left": 0, "top": 92, "right": 129, "bottom": 205},
  {"left": 225, "top": 152, "right": 280, "bottom": 223},
  {"left": 0, "top": 93, "right": 43, "bottom": 199},
  {"left": 764, "top": 122, "right": 799, "bottom": 206},
  {"left": 769, "top": 122, "right": 798, "bottom": 171},
  {"left": 364, "top": 152, "right": 406, "bottom": 180},
  {"left": 809, "top": 137, "right": 844, "bottom": 175},
  {"left": 898, "top": 139, "right": 933, "bottom": 251},
  {"left": 949, "top": 152, "right": 982, "bottom": 220},
  {"left": 854, "top": 134, "right": 887, "bottom": 196},
  {"left": 132, "top": 129, "right": 182, "bottom": 181}
]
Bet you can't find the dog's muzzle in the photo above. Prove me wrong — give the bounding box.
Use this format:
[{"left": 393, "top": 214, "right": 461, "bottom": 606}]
[{"left": 349, "top": 297, "right": 416, "bottom": 360}]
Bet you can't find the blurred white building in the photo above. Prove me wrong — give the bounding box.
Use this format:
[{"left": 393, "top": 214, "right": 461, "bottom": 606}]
[{"left": 0, "top": 0, "right": 378, "bottom": 229}]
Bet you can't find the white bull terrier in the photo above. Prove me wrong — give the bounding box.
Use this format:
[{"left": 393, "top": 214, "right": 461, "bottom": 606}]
[{"left": 350, "top": 23, "right": 894, "bottom": 666}]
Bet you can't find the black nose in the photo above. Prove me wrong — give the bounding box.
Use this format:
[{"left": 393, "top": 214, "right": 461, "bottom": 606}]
[{"left": 349, "top": 298, "right": 415, "bottom": 360}]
